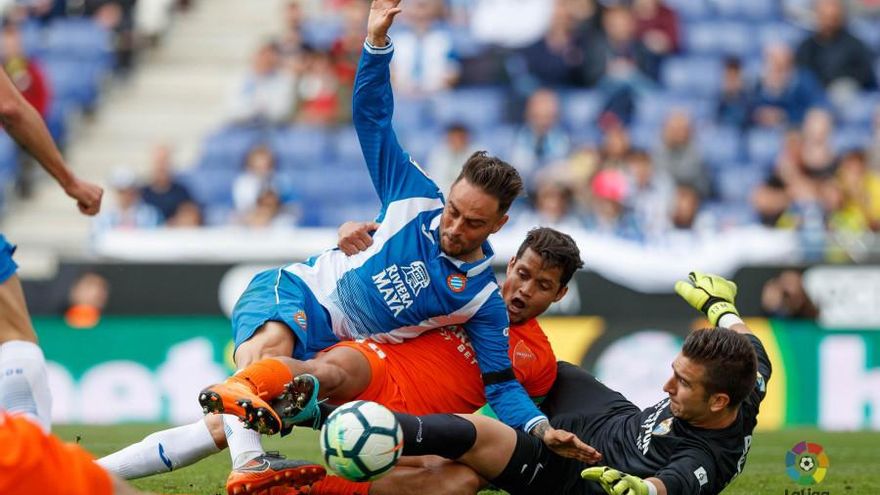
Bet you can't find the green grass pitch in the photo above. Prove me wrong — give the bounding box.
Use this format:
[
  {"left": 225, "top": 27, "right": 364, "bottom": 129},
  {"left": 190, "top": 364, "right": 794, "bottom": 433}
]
[{"left": 57, "top": 424, "right": 880, "bottom": 494}]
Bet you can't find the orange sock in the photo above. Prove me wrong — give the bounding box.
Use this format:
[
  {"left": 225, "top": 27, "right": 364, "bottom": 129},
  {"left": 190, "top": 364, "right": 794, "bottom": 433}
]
[
  {"left": 228, "top": 358, "right": 294, "bottom": 399},
  {"left": 309, "top": 475, "right": 372, "bottom": 495}
]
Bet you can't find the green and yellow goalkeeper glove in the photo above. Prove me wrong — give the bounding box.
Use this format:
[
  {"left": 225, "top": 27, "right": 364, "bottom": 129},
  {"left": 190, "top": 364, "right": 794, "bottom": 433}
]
[
  {"left": 581, "top": 467, "right": 651, "bottom": 495},
  {"left": 674, "top": 271, "right": 739, "bottom": 327}
]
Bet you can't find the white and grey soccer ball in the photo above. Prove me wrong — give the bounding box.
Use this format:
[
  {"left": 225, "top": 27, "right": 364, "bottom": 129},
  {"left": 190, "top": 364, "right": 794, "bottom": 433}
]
[{"left": 320, "top": 400, "right": 403, "bottom": 482}]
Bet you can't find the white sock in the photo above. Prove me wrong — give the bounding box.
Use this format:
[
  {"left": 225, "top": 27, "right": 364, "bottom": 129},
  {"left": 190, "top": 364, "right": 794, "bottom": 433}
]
[
  {"left": 0, "top": 340, "right": 52, "bottom": 432},
  {"left": 97, "top": 419, "right": 221, "bottom": 479},
  {"left": 224, "top": 414, "right": 264, "bottom": 469}
]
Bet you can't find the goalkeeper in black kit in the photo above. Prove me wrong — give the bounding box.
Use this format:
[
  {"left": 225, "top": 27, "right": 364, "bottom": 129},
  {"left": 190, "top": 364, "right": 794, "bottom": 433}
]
[{"left": 381, "top": 272, "right": 771, "bottom": 495}]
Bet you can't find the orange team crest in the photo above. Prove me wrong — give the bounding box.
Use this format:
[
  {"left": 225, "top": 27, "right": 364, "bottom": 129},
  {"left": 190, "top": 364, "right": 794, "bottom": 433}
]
[
  {"left": 447, "top": 274, "right": 467, "bottom": 293},
  {"left": 293, "top": 310, "right": 308, "bottom": 330}
]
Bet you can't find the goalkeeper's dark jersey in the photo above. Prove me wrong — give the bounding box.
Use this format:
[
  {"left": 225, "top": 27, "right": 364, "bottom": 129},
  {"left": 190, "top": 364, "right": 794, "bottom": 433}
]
[{"left": 542, "top": 335, "right": 771, "bottom": 494}]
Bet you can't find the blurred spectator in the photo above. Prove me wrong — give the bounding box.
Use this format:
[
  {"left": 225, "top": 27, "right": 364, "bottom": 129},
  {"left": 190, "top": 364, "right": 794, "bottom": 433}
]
[
  {"left": 238, "top": 188, "right": 298, "bottom": 228},
  {"left": 583, "top": 168, "right": 643, "bottom": 241},
  {"left": 834, "top": 149, "right": 880, "bottom": 231},
  {"left": 513, "top": 0, "right": 586, "bottom": 89},
  {"left": 135, "top": 0, "right": 177, "bottom": 46},
  {"left": 800, "top": 107, "right": 836, "bottom": 179},
  {"left": 166, "top": 200, "right": 203, "bottom": 227},
  {"left": 278, "top": 0, "right": 309, "bottom": 61},
  {"left": 761, "top": 270, "right": 819, "bottom": 318},
  {"left": 1, "top": 25, "right": 51, "bottom": 117},
  {"left": 751, "top": 43, "right": 826, "bottom": 128},
  {"left": 751, "top": 180, "right": 791, "bottom": 227},
  {"left": 294, "top": 48, "right": 343, "bottom": 125},
  {"left": 140, "top": 144, "right": 194, "bottom": 222},
  {"left": 391, "top": 0, "right": 459, "bottom": 96},
  {"left": 652, "top": 110, "right": 710, "bottom": 197},
  {"left": 582, "top": 4, "right": 661, "bottom": 88},
  {"left": 428, "top": 123, "right": 474, "bottom": 193},
  {"left": 600, "top": 123, "right": 632, "bottom": 169},
  {"left": 795, "top": 0, "right": 876, "bottom": 93},
  {"left": 93, "top": 168, "right": 162, "bottom": 231},
  {"left": 716, "top": 57, "right": 751, "bottom": 130},
  {"left": 515, "top": 175, "right": 583, "bottom": 231},
  {"left": 65, "top": 272, "right": 110, "bottom": 329},
  {"left": 470, "top": 0, "right": 555, "bottom": 49},
  {"left": 330, "top": 0, "right": 369, "bottom": 86},
  {"left": 233, "top": 144, "right": 277, "bottom": 213},
  {"left": 669, "top": 183, "right": 712, "bottom": 233},
  {"left": 90, "top": 1, "right": 138, "bottom": 75},
  {"left": 510, "top": 89, "right": 571, "bottom": 180},
  {"left": 227, "top": 42, "right": 295, "bottom": 125},
  {"left": 632, "top": 0, "right": 680, "bottom": 57},
  {"left": 624, "top": 149, "right": 674, "bottom": 239}
]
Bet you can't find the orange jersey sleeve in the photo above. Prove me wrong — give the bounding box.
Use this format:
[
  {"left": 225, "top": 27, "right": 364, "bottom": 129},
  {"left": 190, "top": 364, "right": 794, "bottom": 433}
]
[
  {"left": 0, "top": 413, "right": 113, "bottom": 495},
  {"left": 509, "top": 318, "right": 557, "bottom": 398}
]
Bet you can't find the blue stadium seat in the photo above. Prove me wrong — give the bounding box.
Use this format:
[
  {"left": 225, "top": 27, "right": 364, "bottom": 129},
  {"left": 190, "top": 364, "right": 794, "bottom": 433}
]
[
  {"left": 757, "top": 22, "right": 807, "bottom": 48},
  {"left": 0, "top": 132, "right": 19, "bottom": 193},
  {"left": 45, "top": 99, "right": 72, "bottom": 148},
  {"left": 850, "top": 19, "right": 880, "bottom": 51},
  {"left": 476, "top": 124, "right": 518, "bottom": 159},
  {"left": 665, "top": 0, "right": 709, "bottom": 20},
  {"left": 660, "top": 57, "right": 722, "bottom": 98},
  {"left": 708, "top": 0, "right": 780, "bottom": 20},
  {"left": 629, "top": 123, "right": 661, "bottom": 150},
  {"left": 270, "top": 126, "right": 331, "bottom": 171},
  {"left": 713, "top": 163, "right": 766, "bottom": 203},
  {"left": 636, "top": 92, "right": 714, "bottom": 127},
  {"left": 44, "top": 18, "right": 112, "bottom": 68},
  {"left": 698, "top": 126, "right": 743, "bottom": 166},
  {"left": 198, "top": 126, "right": 266, "bottom": 171},
  {"left": 834, "top": 92, "right": 880, "bottom": 126},
  {"left": 41, "top": 57, "right": 101, "bottom": 110},
  {"left": 300, "top": 17, "right": 343, "bottom": 50},
  {"left": 745, "top": 128, "right": 783, "bottom": 167},
  {"left": 685, "top": 22, "right": 753, "bottom": 57},
  {"left": 332, "top": 126, "right": 366, "bottom": 166},
  {"left": 431, "top": 87, "right": 507, "bottom": 128},
  {"left": 398, "top": 128, "right": 437, "bottom": 163},
  {"left": 292, "top": 165, "right": 377, "bottom": 205},
  {"left": 19, "top": 21, "right": 45, "bottom": 59},
  {"left": 301, "top": 197, "right": 382, "bottom": 227},
  {"left": 179, "top": 168, "right": 237, "bottom": 207},
  {"left": 392, "top": 95, "right": 432, "bottom": 131},
  {"left": 832, "top": 125, "right": 873, "bottom": 154},
  {"left": 560, "top": 90, "right": 603, "bottom": 131}
]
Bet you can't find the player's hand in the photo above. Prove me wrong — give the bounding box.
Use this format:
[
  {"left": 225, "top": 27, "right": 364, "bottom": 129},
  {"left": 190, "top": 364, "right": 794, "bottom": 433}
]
[
  {"left": 542, "top": 426, "right": 602, "bottom": 464},
  {"left": 367, "top": 0, "right": 402, "bottom": 47},
  {"left": 581, "top": 466, "right": 649, "bottom": 495},
  {"left": 338, "top": 221, "right": 380, "bottom": 256},
  {"left": 674, "top": 271, "right": 738, "bottom": 327},
  {"left": 63, "top": 177, "right": 104, "bottom": 216}
]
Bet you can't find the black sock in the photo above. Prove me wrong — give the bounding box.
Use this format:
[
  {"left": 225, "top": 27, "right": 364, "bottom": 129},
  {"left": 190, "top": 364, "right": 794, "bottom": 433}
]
[{"left": 394, "top": 413, "right": 477, "bottom": 459}]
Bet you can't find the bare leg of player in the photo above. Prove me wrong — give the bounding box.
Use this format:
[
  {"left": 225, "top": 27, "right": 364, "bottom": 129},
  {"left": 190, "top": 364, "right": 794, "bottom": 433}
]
[
  {"left": 0, "top": 274, "right": 52, "bottom": 431},
  {"left": 369, "top": 457, "right": 485, "bottom": 495}
]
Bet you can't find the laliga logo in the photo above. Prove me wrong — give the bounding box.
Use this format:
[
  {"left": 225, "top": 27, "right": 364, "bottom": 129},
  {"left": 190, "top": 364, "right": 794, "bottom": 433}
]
[{"left": 785, "top": 441, "right": 829, "bottom": 489}]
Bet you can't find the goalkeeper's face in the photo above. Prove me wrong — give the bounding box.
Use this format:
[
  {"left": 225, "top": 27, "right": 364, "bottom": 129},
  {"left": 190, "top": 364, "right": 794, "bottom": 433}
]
[
  {"left": 501, "top": 248, "right": 567, "bottom": 324},
  {"left": 663, "top": 355, "right": 714, "bottom": 423}
]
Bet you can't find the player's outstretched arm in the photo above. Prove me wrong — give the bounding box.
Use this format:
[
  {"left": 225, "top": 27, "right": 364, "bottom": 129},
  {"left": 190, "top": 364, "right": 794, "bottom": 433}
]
[
  {"left": 0, "top": 71, "right": 102, "bottom": 215},
  {"left": 582, "top": 467, "right": 666, "bottom": 495},
  {"left": 675, "top": 271, "right": 752, "bottom": 335}
]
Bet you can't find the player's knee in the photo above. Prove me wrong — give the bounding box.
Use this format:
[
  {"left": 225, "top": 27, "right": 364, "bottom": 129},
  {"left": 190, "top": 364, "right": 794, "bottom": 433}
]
[
  {"left": 234, "top": 322, "right": 295, "bottom": 368},
  {"left": 436, "top": 464, "right": 483, "bottom": 495}
]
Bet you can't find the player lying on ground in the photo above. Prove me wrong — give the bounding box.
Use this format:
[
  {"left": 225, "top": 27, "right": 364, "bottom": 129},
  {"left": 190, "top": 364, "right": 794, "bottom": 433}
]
[
  {"left": 166, "top": 1, "right": 585, "bottom": 492},
  {"left": 0, "top": 66, "right": 103, "bottom": 432},
  {"left": 0, "top": 410, "right": 154, "bottom": 495},
  {"left": 98, "top": 226, "right": 583, "bottom": 494},
  {"left": 279, "top": 272, "right": 770, "bottom": 495}
]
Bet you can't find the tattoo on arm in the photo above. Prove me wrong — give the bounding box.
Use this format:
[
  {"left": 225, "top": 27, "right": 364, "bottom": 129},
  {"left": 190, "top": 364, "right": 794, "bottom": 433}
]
[{"left": 530, "top": 420, "right": 551, "bottom": 439}]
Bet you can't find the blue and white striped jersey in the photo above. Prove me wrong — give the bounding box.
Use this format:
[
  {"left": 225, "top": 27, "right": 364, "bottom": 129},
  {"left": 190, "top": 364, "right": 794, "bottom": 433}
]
[{"left": 283, "top": 40, "right": 546, "bottom": 432}]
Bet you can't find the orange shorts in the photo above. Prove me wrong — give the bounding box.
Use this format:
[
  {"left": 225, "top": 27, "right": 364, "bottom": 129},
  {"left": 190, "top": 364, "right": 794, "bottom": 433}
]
[
  {"left": 0, "top": 413, "right": 113, "bottom": 495},
  {"left": 323, "top": 340, "right": 409, "bottom": 412}
]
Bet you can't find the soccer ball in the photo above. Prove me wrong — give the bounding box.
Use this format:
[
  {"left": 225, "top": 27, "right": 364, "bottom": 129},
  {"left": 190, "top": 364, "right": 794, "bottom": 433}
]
[{"left": 320, "top": 400, "right": 403, "bottom": 482}]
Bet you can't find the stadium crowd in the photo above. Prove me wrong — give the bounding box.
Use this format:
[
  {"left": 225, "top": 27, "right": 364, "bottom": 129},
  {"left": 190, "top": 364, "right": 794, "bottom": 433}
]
[{"left": 6, "top": 0, "right": 880, "bottom": 263}]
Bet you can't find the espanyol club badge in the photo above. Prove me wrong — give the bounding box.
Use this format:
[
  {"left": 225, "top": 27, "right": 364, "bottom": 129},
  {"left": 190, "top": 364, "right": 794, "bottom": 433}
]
[
  {"left": 293, "top": 310, "right": 308, "bottom": 330},
  {"left": 447, "top": 274, "right": 467, "bottom": 293}
]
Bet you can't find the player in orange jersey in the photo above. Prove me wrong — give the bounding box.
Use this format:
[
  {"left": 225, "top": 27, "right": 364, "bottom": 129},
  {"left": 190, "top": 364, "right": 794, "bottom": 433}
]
[
  {"left": 203, "top": 226, "right": 582, "bottom": 495},
  {"left": 0, "top": 411, "right": 155, "bottom": 495}
]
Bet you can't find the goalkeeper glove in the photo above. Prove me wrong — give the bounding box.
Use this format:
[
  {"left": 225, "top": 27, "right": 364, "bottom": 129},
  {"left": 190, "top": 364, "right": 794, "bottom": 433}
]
[
  {"left": 581, "top": 467, "right": 652, "bottom": 495},
  {"left": 674, "top": 271, "right": 739, "bottom": 327}
]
